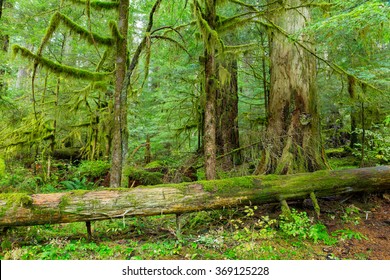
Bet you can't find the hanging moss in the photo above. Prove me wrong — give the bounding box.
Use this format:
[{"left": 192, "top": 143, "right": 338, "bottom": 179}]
[
  {"left": 45, "top": 12, "right": 114, "bottom": 47},
  {"left": 13, "top": 45, "right": 112, "bottom": 81},
  {"left": 66, "top": 0, "right": 119, "bottom": 10},
  {"left": 0, "top": 158, "right": 5, "bottom": 177}
]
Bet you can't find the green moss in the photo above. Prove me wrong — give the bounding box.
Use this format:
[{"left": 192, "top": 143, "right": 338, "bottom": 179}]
[
  {"left": 201, "top": 176, "right": 256, "bottom": 194},
  {"left": 144, "top": 161, "right": 165, "bottom": 169},
  {"left": 13, "top": 45, "right": 112, "bottom": 81},
  {"left": 310, "top": 192, "right": 321, "bottom": 218},
  {"left": 123, "top": 166, "right": 164, "bottom": 186},
  {"left": 67, "top": 0, "right": 119, "bottom": 10},
  {"left": 0, "top": 193, "right": 33, "bottom": 208},
  {"left": 0, "top": 158, "right": 5, "bottom": 177}
]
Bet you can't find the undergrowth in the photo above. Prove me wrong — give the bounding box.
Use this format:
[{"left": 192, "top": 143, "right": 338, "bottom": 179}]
[{"left": 0, "top": 206, "right": 369, "bottom": 260}]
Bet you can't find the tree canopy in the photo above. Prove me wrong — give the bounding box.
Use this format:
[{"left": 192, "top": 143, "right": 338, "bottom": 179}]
[{"left": 0, "top": 0, "right": 389, "bottom": 185}]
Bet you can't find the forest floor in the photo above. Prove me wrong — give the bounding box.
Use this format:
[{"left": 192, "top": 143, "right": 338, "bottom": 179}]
[{"left": 1, "top": 192, "right": 389, "bottom": 260}]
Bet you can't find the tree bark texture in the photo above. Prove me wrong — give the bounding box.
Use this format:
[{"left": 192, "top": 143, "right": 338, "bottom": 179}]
[
  {"left": 202, "top": 0, "right": 218, "bottom": 180},
  {"left": 216, "top": 58, "right": 241, "bottom": 170},
  {"left": 110, "top": 0, "right": 129, "bottom": 187},
  {"left": 256, "top": 0, "right": 327, "bottom": 175},
  {"left": 1, "top": 166, "right": 389, "bottom": 227}
]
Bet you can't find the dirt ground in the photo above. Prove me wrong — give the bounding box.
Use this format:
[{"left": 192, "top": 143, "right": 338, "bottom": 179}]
[{"left": 318, "top": 193, "right": 390, "bottom": 260}]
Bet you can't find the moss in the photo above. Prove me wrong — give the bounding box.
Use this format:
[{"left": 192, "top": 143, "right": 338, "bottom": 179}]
[
  {"left": 13, "top": 45, "right": 112, "bottom": 81},
  {"left": 67, "top": 0, "right": 120, "bottom": 10},
  {"left": 201, "top": 176, "right": 256, "bottom": 194},
  {"left": 0, "top": 158, "right": 5, "bottom": 177},
  {"left": 0, "top": 193, "right": 33, "bottom": 208},
  {"left": 123, "top": 166, "right": 164, "bottom": 186},
  {"left": 310, "top": 192, "right": 321, "bottom": 218},
  {"left": 144, "top": 161, "right": 165, "bottom": 169}
]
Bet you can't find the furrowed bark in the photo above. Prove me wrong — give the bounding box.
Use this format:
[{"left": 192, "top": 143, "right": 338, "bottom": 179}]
[{"left": 0, "top": 166, "right": 389, "bottom": 227}]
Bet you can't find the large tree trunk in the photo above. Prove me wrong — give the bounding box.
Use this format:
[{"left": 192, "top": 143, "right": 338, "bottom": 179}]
[
  {"left": 1, "top": 166, "right": 389, "bottom": 227},
  {"left": 216, "top": 58, "right": 241, "bottom": 170},
  {"left": 110, "top": 0, "right": 129, "bottom": 187},
  {"left": 256, "top": 0, "right": 327, "bottom": 175}
]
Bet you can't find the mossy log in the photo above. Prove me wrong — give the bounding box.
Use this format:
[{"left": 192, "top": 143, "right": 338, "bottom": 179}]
[{"left": 1, "top": 166, "right": 390, "bottom": 227}]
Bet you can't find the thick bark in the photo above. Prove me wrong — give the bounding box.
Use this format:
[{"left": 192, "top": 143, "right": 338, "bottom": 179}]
[
  {"left": 216, "top": 58, "right": 240, "bottom": 169},
  {"left": 256, "top": 0, "right": 327, "bottom": 175},
  {"left": 110, "top": 0, "right": 129, "bottom": 187},
  {"left": 1, "top": 166, "right": 389, "bottom": 227}
]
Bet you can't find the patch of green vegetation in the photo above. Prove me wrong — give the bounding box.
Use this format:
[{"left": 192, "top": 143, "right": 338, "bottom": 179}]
[
  {"left": 0, "top": 193, "right": 33, "bottom": 208},
  {"left": 144, "top": 160, "right": 165, "bottom": 169},
  {"left": 332, "top": 229, "right": 368, "bottom": 241},
  {"left": 0, "top": 204, "right": 373, "bottom": 260},
  {"left": 76, "top": 160, "right": 110, "bottom": 179},
  {"left": 328, "top": 156, "right": 358, "bottom": 170},
  {"left": 0, "top": 158, "right": 5, "bottom": 177},
  {"left": 123, "top": 166, "right": 164, "bottom": 186}
]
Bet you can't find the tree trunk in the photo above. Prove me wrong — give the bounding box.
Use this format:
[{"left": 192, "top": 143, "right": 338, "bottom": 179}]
[
  {"left": 202, "top": 0, "right": 218, "bottom": 180},
  {"left": 216, "top": 58, "right": 240, "bottom": 169},
  {"left": 110, "top": 0, "right": 129, "bottom": 187},
  {"left": 256, "top": 0, "right": 327, "bottom": 175},
  {"left": 1, "top": 166, "right": 389, "bottom": 227}
]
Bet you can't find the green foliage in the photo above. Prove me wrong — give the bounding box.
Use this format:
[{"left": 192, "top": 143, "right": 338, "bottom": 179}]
[
  {"left": 352, "top": 126, "right": 390, "bottom": 164},
  {"left": 123, "top": 166, "right": 164, "bottom": 186},
  {"left": 76, "top": 160, "right": 110, "bottom": 179},
  {"left": 279, "top": 209, "right": 312, "bottom": 239},
  {"left": 60, "top": 177, "right": 95, "bottom": 190},
  {"left": 332, "top": 229, "right": 368, "bottom": 241},
  {"left": 0, "top": 158, "right": 5, "bottom": 177},
  {"left": 279, "top": 209, "right": 338, "bottom": 245},
  {"left": 341, "top": 205, "right": 361, "bottom": 225}
]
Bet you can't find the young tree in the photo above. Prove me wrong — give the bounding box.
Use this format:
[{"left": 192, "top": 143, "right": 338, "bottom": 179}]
[
  {"left": 194, "top": 0, "right": 218, "bottom": 180},
  {"left": 255, "top": 0, "right": 328, "bottom": 174},
  {"left": 110, "top": 0, "right": 129, "bottom": 188}
]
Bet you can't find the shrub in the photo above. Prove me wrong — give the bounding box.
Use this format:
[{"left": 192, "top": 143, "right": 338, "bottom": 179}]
[{"left": 76, "top": 160, "right": 110, "bottom": 179}]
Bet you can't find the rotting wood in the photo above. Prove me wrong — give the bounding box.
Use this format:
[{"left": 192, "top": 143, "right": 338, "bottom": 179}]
[{"left": 0, "top": 166, "right": 390, "bottom": 227}]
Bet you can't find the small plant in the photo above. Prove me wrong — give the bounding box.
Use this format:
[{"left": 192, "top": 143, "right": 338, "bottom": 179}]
[
  {"left": 60, "top": 177, "right": 95, "bottom": 190},
  {"left": 76, "top": 160, "right": 110, "bottom": 179},
  {"left": 332, "top": 229, "right": 368, "bottom": 241},
  {"left": 279, "top": 209, "right": 312, "bottom": 239},
  {"left": 308, "top": 223, "right": 338, "bottom": 245},
  {"left": 341, "top": 205, "right": 361, "bottom": 225}
]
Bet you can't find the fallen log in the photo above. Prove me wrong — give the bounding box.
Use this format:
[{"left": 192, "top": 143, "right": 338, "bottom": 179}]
[{"left": 0, "top": 166, "right": 389, "bottom": 227}]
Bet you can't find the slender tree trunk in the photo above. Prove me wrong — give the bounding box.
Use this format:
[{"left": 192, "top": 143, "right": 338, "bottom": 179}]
[
  {"left": 202, "top": 0, "right": 217, "bottom": 180},
  {"left": 110, "top": 0, "right": 129, "bottom": 187},
  {"left": 216, "top": 58, "right": 240, "bottom": 169},
  {"left": 0, "top": 0, "right": 9, "bottom": 94},
  {"left": 256, "top": 0, "right": 327, "bottom": 175},
  {"left": 348, "top": 76, "right": 359, "bottom": 149}
]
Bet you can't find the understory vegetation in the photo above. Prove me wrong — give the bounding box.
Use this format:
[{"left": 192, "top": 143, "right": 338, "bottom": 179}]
[
  {"left": 0, "top": 157, "right": 388, "bottom": 260},
  {"left": 1, "top": 193, "right": 383, "bottom": 260}
]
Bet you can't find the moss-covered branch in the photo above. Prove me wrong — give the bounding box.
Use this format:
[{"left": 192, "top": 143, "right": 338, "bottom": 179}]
[
  {"left": 41, "top": 12, "right": 114, "bottom": 49},
  {"left": 13, "top": 45, "right": 112, "bottom": 81},
  {"left": 1, "top": 166, "right": 390, "bottom": 227},
  {"left": 65, "top": 0, "right": 119, "bottom": 10}
]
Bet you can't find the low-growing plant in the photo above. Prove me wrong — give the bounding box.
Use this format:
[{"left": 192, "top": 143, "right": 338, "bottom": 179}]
[
  {"left": 332, "top": 229, "right": 368, "bottom": 241},
  {"left": 279, "top": 209, "right": 312, "bottom": 239},
  {"left": 341, "top": 205, "right": 361, "bottom": 225},
  {"left": 76, "top": 160, "right": 110, "bottom": 179},
  {"left": 60, "top": 177, "right": 95, "bottom": 190}
]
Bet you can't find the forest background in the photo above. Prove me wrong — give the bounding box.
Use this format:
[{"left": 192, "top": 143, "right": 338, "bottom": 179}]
[{"left": 0, "top": 0, "right": 389, "bottom": 260}]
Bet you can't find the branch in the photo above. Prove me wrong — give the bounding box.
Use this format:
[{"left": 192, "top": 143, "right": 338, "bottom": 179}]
[{"left": 13, "top": 45, "right": 112, "bottom": 81}]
